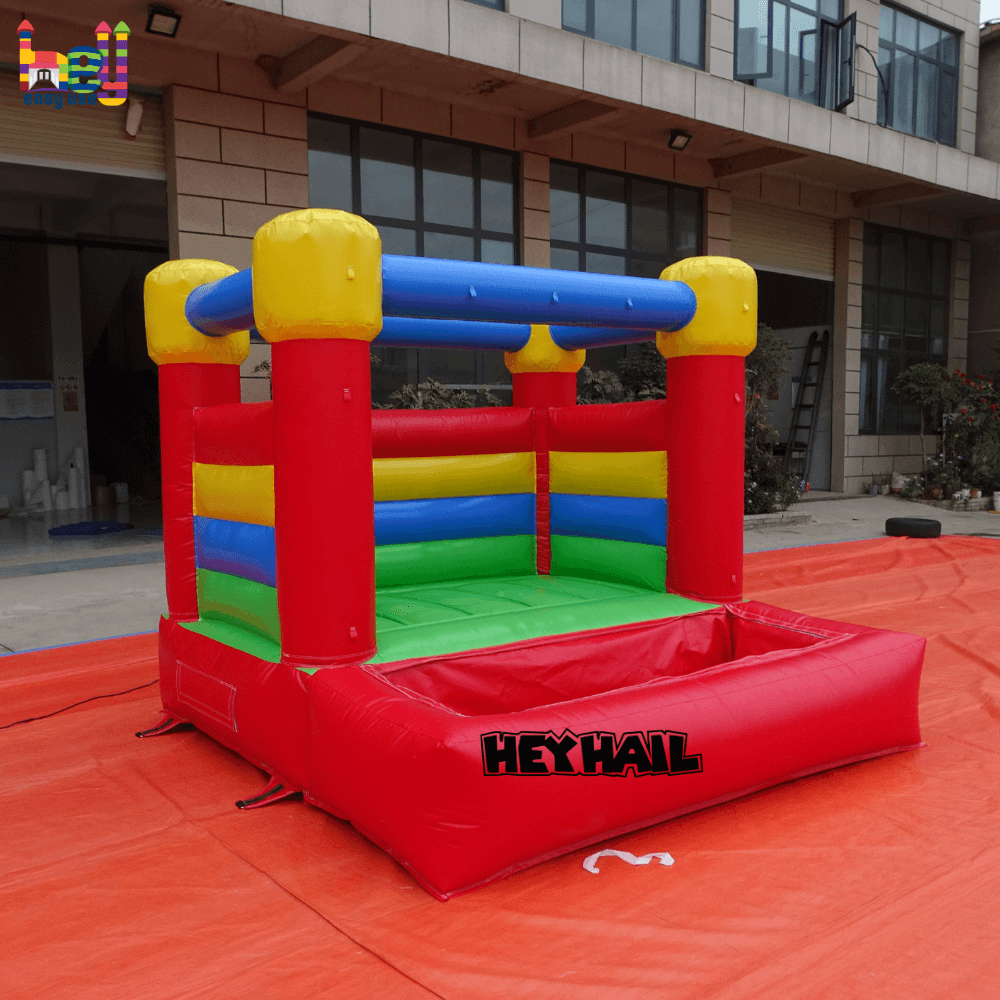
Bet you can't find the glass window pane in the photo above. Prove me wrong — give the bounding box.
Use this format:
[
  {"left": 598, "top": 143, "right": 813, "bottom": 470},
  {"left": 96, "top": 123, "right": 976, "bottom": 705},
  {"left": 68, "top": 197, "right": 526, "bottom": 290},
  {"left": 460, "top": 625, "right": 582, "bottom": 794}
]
[
  {"left": 918, "top": 19, "right": 940, "bottom": 59},
  {"left": 895, "top": 10, "right": 917, "bottom": 50},
  {"left": 878, "top": 5, "right": 893, "bottom": 43},
  {"left": 905, "top": 236, "right": 929, "bottom": 292},
  {"left": 424, "top": 232, "right": 474, "bottom": 261},
  {"left": 359, "top": 127, "right": 415, "bottom": 220},
  {"left": 736, "top": 0, "right": 772, "bottom": 78},
  {"left": 819, "top": 0, "right": 840, "bottom": 17},
  {"left": 585, "top": 171, "right": 626, "bottom": 248},
  {"left": 636, "top": 0, "right": 672, "bottom": 61},
  {"left": 672, "top": 186, "right": 700, "bottom": 259},
  {"left": 757, "top": 1, "right": 788, "bottom": 95},
  {"left": 481, "top": 238, "right": 514, "bottom": 265},
  {"left": 422, "top": 139, "right": 473, "bottom": 228},
  {"left": 929, "top": 299, "right": 947, "bottom": 334},
  {"left": 863, "top": 227, "right": 879, "bottom": 286},
  {"left": 550, "top": 163, "right": 581, "bottom": 242},
  {"left": 631, "top": 178, "right": 671, "bottom": 255},
  {"left": 931, "top": 241, "right": 949, "bottom": 295},
  {"left": 629, "top": 257, "right": 668, "bottom": 279},
  {"left": 420, "top": 348, "right": 475, "bottom": 385},
  {"left": 877, "top": 43, "right": 890, "bottom": 126},
  {"left": 563, "top": 0, "right": 588, "bottom": 33},
  {"left": 891, "top": 52, "right": 915, "bottom": 134},
  {"left": 937, "top": 69, "right": 957, "bottom": 145},
  {"left": 859, "top": 355, "right": 877, "bottom": 433},
  {"left": 551, "top": 246, "right": 581, "bottom": 271},
  {"left": 940, "top": 32, "right": 959, "bottom": 68},
  {"left": 379, "top": 226, "right": 417, "bottom": 256},
  {"left": 677, "top": 0, "right": 703, "bottom": 66},
  {"left": 594, "top": 0, "right": 633, "bottom": 49},
  {"left": 586, "top": 252, "right": 626, "bottom": 275},
  {"left": 879, "top": 231, "right": 905, "bottom": 290},
  {"left": 791, "top": 14, "right": 818, "bottom": 105},
  {"left": 879, "top": 292, "right": 903, "bottom": 331},
  {"left": 862, "top": 288, "right": 876, "bottom": 330},
  {"left": 307, "top": 119, "right": 352, "bottom": 211},
  {"left": 915, "top": 59, "right": 938, "bottom": 140},
  {"left": 480, "top": 151, "right": 515, "bottom": 234},
  {"left": 905, "top": 295, "right": 927, "bottom": 334}
]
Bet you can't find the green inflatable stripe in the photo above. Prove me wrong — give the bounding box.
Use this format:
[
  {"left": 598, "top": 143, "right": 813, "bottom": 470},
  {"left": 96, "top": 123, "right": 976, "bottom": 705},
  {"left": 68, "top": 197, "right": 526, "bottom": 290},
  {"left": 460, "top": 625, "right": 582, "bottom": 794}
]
[
  {"left": 196, "top": 568, "right": 280, "bottom": 645},
  {"left": 368, "top": 590, "right": 712, "bottom": 664},
  {"left": 181, "top": 618, "right": 282, "bottom": 664},
  {"left": 550, "top": 534, "right": 666, "bottom": 591},
  {"left": 376, "top": 534, "right": 535, "bottom": 588}
]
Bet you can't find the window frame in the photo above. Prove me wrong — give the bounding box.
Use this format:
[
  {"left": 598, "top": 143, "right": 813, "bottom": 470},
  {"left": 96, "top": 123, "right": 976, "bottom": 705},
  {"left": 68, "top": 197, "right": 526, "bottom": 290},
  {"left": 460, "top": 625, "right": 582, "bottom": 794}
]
[
  {"left": 548, "top": 160, "right": 703, "bottom": 278},
  {"left": 561, "top": 0, "right": 705, "bottom": 71},
  {"left": 736, "top": 0, "right": 854, "bottom": 111},
  {"left": 464, "top": 0, "right": 504, "bottom": 9},
  {"left": 859, "top": 223, "right": 951, "bottom": 436},
  {"left": 306, "top": 112, "right": 521, "bottom": 395},
  {"left": 307, "top": 112, "right": 520, "bottom": 266},
  {"left": 877, "top": 3, "right": 960, "bottom": 148}
]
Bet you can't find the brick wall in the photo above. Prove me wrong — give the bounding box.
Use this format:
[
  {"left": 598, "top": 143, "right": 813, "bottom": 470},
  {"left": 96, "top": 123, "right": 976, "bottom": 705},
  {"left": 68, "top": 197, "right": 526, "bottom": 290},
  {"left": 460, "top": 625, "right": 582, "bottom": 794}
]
[{"left": 522, "top": 152, "right": 551, "bottom": 268}]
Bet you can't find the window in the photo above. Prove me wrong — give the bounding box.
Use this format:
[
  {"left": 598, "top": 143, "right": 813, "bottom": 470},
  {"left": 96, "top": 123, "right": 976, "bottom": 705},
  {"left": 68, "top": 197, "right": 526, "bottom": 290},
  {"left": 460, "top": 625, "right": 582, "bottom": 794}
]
[
  {"left": 308, "top": 115, "right": 518, "bottom": 399},
  {"left": 860, "top": 225, "right": 950, "bottom": 435},
  {"left": 562, "top": 0, "right": 704, "bottom": 70},
  {"left": 878, "top": 5, "right": 959, "bottom": 147},
  {"left": 549, "top": 162, "right": 700, "bottom": 279},
  {"left": 465, "top": 0, "right": 504, "bottom": 8},
  {"left": 549, "top": 161, "right": 701, "bottom": 371},
  {"left": 736, "top": 0, "right": 854, "bottom": 111}
]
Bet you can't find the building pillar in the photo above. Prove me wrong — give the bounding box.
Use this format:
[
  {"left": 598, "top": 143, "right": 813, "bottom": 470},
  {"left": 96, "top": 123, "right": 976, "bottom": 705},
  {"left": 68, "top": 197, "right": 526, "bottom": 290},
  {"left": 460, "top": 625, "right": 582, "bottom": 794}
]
[
  {"left": 522, "top": 152, "right": 551, "bottom": 269},
  {"left": 46, "top": 244, "right": 90, "bottom": 504}
]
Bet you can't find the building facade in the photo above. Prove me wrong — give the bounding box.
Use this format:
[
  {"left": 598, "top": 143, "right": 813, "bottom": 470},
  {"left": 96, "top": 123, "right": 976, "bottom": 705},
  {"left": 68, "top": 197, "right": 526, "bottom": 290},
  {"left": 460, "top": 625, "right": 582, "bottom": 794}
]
[{"left": 1, "top": 0, "right": 997, "bottom": 502}]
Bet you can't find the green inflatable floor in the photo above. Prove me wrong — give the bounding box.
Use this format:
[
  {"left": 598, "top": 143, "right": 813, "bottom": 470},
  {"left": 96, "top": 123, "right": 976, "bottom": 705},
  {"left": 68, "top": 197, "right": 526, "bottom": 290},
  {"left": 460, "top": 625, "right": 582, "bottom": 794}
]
[{"left": 181, "top": 574, "right": 715, "bottom": 668}]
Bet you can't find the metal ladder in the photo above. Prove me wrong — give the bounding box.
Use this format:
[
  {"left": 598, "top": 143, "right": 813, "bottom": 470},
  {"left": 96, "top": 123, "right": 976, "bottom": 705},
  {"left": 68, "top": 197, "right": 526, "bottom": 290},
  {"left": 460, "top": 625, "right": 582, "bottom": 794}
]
[{"left": 782, "top": 329, "right": 830, "bottom": 484}]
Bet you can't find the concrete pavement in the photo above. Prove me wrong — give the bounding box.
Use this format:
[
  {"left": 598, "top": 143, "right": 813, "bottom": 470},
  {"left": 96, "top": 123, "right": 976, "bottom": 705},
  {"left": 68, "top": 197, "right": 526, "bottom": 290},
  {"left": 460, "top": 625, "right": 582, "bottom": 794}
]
[{"left": 2, "top": 495, "right": 997, "bottom": 655}]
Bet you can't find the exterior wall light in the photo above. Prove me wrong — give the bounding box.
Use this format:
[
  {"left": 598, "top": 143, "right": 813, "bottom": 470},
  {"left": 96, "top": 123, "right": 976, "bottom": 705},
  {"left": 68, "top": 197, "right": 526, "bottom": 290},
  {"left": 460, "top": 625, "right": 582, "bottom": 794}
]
[
  {"left": 146, "top": 5, "right": 182, "bottom": 37},
  {"left": 667, "top": 129, "right": 692, "bottom": 151}
]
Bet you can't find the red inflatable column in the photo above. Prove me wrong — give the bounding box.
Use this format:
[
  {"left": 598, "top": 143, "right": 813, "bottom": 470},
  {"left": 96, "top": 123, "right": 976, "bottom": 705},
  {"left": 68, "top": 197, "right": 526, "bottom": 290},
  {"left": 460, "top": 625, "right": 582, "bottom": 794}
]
[
  {"left": 505, "top": 326, "right": 585, "bottom": 575},
  {"left": 253, "top": 209, "right": 382, "bottom": 668},
  {"left": 144, "top": 260, "right": 249, "bottom": 621},
  {"left": 658, "top": 257, "right": 758, "bottom": 605}
]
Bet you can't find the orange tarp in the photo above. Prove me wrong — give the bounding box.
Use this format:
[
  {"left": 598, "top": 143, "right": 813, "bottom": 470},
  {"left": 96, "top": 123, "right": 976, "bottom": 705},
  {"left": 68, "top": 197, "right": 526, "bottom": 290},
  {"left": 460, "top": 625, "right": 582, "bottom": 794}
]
[{"left": 3, "top": 536, "right": 999, "bottom": 998}]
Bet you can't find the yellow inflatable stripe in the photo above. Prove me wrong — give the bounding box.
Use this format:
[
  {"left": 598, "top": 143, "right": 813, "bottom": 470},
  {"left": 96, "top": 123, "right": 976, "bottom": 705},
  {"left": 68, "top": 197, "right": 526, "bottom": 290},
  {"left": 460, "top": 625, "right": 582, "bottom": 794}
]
[
  {"left": 193, "top": 463, "right": 275, "bottom": 526},
  {"left": 549, "top": 451, "right": 667, "bottom": 499},
  {"left": 374, "top": 452, "right": 535, "bottom": 502}
]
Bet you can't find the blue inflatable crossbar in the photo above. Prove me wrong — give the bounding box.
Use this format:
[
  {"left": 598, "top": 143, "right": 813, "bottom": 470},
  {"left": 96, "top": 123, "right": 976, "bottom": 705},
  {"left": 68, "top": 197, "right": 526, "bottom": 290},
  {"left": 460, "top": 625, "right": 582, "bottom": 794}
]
[
  {"left": 382, "top": 256, "right": 695, "bottom": 331},
  {"left": 185, "top": 256, "right": 695, "bottom": 348}
]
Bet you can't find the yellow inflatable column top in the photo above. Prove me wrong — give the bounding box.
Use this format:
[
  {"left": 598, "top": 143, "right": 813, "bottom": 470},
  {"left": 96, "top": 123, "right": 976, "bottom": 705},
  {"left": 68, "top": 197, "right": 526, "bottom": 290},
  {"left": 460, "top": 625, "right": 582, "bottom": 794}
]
[
  {"left": 505, "top": 325, "right": 585, "bottom": 375},
  {"left": 145, "top": 259, "right": 250, "bottom": 366},
  {"left": 656, "top": 257, "right": 757, "bottom": 360}
]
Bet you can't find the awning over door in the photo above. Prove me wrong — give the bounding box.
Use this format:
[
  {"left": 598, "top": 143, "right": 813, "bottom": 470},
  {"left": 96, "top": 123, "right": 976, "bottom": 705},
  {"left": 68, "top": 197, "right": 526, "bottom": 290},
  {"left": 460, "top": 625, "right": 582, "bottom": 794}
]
[{"left": 731, "top": 199, "right": 835, "bottom": 281}]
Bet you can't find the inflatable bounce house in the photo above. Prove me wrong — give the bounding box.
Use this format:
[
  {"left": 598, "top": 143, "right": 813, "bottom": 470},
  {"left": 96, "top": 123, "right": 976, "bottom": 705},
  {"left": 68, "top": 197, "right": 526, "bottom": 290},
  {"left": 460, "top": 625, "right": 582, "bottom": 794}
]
[{"left": 140, "top": 209, "right": 925, "bottom": 899}]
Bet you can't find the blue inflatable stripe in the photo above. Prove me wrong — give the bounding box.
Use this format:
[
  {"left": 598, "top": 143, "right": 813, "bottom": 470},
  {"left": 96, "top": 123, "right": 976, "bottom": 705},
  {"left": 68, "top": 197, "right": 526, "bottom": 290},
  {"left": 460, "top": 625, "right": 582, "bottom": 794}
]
[
  {"left": 194, "top": 516, "right": 276, "bottom": 587},
  {"left": 549, "top": 493, "right": 667, "bottom": 547},
  {"left": 375, "top": 494, "right": 535, "bottom": 546}
]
